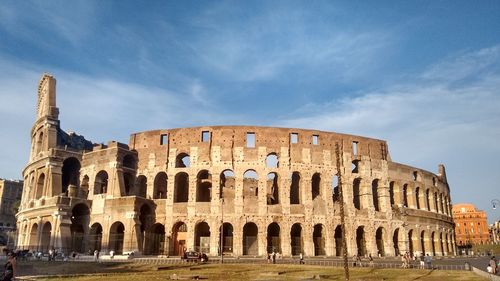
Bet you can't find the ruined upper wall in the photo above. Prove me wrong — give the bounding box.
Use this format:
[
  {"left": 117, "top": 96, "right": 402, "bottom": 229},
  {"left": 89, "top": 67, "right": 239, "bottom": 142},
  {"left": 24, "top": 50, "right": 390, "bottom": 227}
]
[{"left": 129, "top": 126, "right": 391, "bottom": 168}]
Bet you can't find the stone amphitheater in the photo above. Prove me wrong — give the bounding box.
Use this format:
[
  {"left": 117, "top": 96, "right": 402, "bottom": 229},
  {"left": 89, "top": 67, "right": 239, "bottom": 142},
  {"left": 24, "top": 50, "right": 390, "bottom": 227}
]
[{"left": 16, "top": 74, "right": 456, "bottom": 258}]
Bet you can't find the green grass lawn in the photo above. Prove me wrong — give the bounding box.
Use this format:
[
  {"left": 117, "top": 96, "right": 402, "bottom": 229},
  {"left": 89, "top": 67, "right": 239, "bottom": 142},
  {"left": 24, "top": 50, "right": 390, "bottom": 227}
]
[{"left": 27, "top": 262, "right": 487, "bottom": 281}]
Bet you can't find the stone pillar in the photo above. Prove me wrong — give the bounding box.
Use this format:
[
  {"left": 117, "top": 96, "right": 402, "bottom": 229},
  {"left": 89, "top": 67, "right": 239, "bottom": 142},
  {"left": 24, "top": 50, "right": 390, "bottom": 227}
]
[
  {"left": 234, "top": 177, "right": 243, "bottom": 215},
  {"left": 123, "top": 212, "right": 141, "bottom": 254},
  {"left": 187, "top": 176, "right": 197, "bottom": 218},
  {"left": 209, "top": 220, "right": 219, "bottom": 256},
  {"left": 282, "top": 222, "right": 291, "bottom": 257},
  {"left": 360, "top": 180, "right": 373, "bottom": 210},
  {"left": 233, "top": 222, "right": 242, "bottom": 256},
  {"left": 325, "top": 224, "right": 334, "bottom": 256},
  {"left": 258, "top": 178, "right": 267, "bottom": 216},
  {"left": 186, "top": 221, "right": 195, "bottom": 251},
  {"left": 258, "top": 223, "right": 266, "bottom": 256},
  {"left": 303, "top": 223, "right": 313, "bottom": 257}
]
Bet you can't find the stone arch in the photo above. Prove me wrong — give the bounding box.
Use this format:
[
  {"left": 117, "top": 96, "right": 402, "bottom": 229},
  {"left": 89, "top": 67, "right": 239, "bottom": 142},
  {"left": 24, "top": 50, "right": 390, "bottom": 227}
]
[
  {"left": 311, "top": 173, "right": 321, "bottom": 200},
  {"left": 290, "top": 172, "right": 301, "bottom": 204},
  {"left": 375, "top": 227, "right": 385, "bottom": 256},
  {"left": 243, "top": 222, "right": 258, "bottom": 255},
  {"left": 372, "top": 179, "right": 380, "bottom": 211},
  {"left": 420, "top": 230, "right": 426, "bottom": 255},
  {"left": 439, "top": 193, "right": 444, "bottom": 213},
  {"left": 62, "top": 157, "right": 81, "bottom": 195},
  {"left": 175, "top": 153, "right": 190, "bottom": 168},
  {"left": 353, "top": 178, "right": 361, "bottom": 210},
  {"left": 334, "top": 225, "right": 343, "bottom": 256},
  {"left": 139, "top": 204, "right": 154, "bottom": 238},
  {"left": 123, "top": 172, "right": 135, "bottom": 196},
  {"left": 356, "top": 226, "right": 366, "bottom": 257},
  {"left": 402, "top": 184, "right": 409, "bottom": 207},
  {"left": 71, "top": 203, "right": 90, "bottom": 253},
  {"left": 94, "top": 170, "right": 108, "bottom": 195},
  {"left": 109, "top": 221, "right": 125, "bottom": 255},
  {"left": 81, "top": 175, "right": 89, "bottom": 198},
  {"left": 425, "top": 189, "right": 431, "bottom": 211},
  {"left": 135, "top": 175, "right": 147, "bottom": 198},
  {"left": 265, "top": 153, "right": 278, "bottom": 168},
  {"left": 290, "top": 223, "right": 303, "bottom": 256},
  {"left": 36, "top": 131, "right": 44, "bottom": 155},
  {"left": 267, "top": 222, "right": 281, "bottom": 253},
  {"left": 266, "top": 172, "right": 279, "bottom": 205},
  {"left": 144, "top": 223, "right": 165, "bottom": 255},
  {"left": 172, "top": 221, "right": 187, "bottom": 256},
  {"left": 439, "top": 232, "right": 445, "bottom": 256},
  {"left": 29, "top": 223, "right": 39, "bottom": 250},
  {"left": 35, "top": 173, "right": 45, "bottom": 199},
  {"left": 174, "top": 172, "right": 189, "bottom": 202},
  {"left": 415, "top": 187, "right": 421, "bottom": 209},
  {"left": 393, "top": 228, "right": 400, "bottom": 256},
  {"left": 313, "top": 224, "right": 326, "bottom": 256},
  {"left": 196, "top": 170, "right": 212, "bottom": 202},
  {"left": 430, "top": 231, "right": 436, "bottom": 256},
  {"left": 220, "top": 222, "right": 233, "bottom": 253},
  {"left": 195, "top": 221, "right": 211, "bottom": 253},
  {"left": 89, "top": 223, "right": 103, "bottom": 252},
  {"left": 220, "top": 170, "right": 235, "bottom": 200},
  {"left": 243, "top": 170, "right": 259, "bottom": 203},
  {"left": 332, "top": 175, "right": 339, "bottom": 202},
  {"left": 153, "top": 172, "right": 167, "bottom": 199},
  {"left": 41, "top": 221, "right": 52, "bottom": 252},
  {"left": 408, "top": 229, "right": 414, "bottom": 256}
]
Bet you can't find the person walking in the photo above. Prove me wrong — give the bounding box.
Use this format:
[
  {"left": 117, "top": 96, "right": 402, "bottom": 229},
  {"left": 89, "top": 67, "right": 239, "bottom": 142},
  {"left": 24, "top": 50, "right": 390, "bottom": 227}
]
[
  {"left": 419, "top": 253, "right": 425, "bottom": 269},
  {"left": 425, "top": 254, "right": 432, "bottom": 269},
  {"left": 94, "top": 249, "right": 100, "bottom": 262},
  {"left": 489, "top": 256, "right": 497, "bottom": 275},
  {"left": 1, "top": 252, "right": 17, "bottom": 281},
  {"left": 299, "top": 253, "right": 304, "bottom": 264},
  {"left": 369, "top": 254, "right": 374, "bottom": 267}
]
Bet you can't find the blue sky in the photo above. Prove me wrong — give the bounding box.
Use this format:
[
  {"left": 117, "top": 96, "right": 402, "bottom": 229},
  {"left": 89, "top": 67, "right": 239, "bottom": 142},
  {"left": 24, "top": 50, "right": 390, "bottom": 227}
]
[{"left": 0, "top": 1, "right": 499, "bottom": 222}]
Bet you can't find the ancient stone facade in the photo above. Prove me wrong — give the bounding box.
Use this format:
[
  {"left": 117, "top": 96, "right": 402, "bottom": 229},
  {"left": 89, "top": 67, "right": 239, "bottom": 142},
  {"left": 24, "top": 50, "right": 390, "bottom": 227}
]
[
  {"left": 0, "top": 178, "right": 23, "bottom": 247},
  {"left": 452, "top": 203, "right": 490, "bottom": 246},
  {"left": 16, "top": 74, "right": 456, "bottom": 257}
]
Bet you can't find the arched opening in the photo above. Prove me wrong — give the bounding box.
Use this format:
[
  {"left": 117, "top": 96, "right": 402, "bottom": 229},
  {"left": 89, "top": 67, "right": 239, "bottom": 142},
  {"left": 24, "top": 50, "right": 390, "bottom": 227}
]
[
  {"left": 36, "top": 132, "right": 44, "bottom": 155},
  {"left": 356, "top": 226, "right": 366, "bottom": 257},
  {"left": 267, "top": 222, "right": 281, "bottom": 253},
  {"left": 81, "top": 175, "right": 89, "bottom": 198},
  {"left": 393, "top": 228, "right": 400, "bottom": 256},
  {"left": 408, "top": 230, "right": 414, "bottom": 257},
  {"left": 290, "top": 172, "right": 301, "bottom": 204},
  {"left": 220, "top": 223, "right": 233, "bottom": 253},
  {"left": 415, "top": 187, "right": 420, "bottom": 209},
  {"left": 36, "top": 173, "right": 45, "bottom": 199},
  {"left": 41, "top": 222, "right": 52, "bottom": 252},
  {"left": 172, "top": 222, "right": 187, "bottom": 256},
  {"left": 175, "top": 153, "right": 190, "bottom": 168},
  {"left": 376, "top": 227, "right": 385, "bottom": 257},
  {"left": 332, "top": 175, "right": 339, "bottom": 202},
  {"left": 62, "top": 157, "right": 81, "bottom": 195},
  {"left": 243, "top": 222, "right": 258, "bottom": 255},
  {"left": 439, "top": 233, "right": 445, "bottom": 256},
  {"left": 123, "top": 154, "right": 136, "bottom": 169},
  {"left": 153, "top": 172, "right": 167, "bottom": 199},
  {"left": 243, "top": 170, "right": 258, "bottom": 208},
  {"left": 144, "top": 223, "right": 165, "bottom": 255},
  {"left": 439, "top": 194, "right": 444, "bottom": 213},
  {"left": 94, "top": 171, "right": 108, "bottom": 195},
  {"left": 220, "top": 170, "right": 235, "bottom": 200},
  {"left": 313, "top": 224, "right": 325, "bottom": 256},
  {"left": 139, "top": 204, "right": 153, "bottom": 252},
  {"left": 123, "top": 172, "right": 135, "bottom": 196},
  {"left": 389, "top": 181, "right": 395, "bottom": 207},
  {"left": 266, "top": 172, "right": 279, "bottom": 205},
  {"left": 109, "top": 222, "right": 125, "bottom": 255},
  {"left": 195, "top": 222, "right": 211, "bottom": 253},
  {"left": 402, "top": 184, "right": 408, "bottom": 207},
  {"left": 265, "top": 153, "right": 278, "bottom": 168},
  {"left": 425, "top": 189, "right": 431, "bottom": 211},
  {"left": 89, "top": 223, "right": 103, "bottom": 252},
  {"left": 433, "top": 192, "right": 438, "bottom": 213},
  {"left": 135, "top": 175, "right": 147, "bottom": 198},
  {"left": 353, "top": 178, "right": 361, "bottom": 210},
  {"left": 196, "top": 170, "right": 212, "bottom": 202},
  {"left": 334, "top": 225, "right": 343, "bottom": 256},
  {"left": 431, "top": 232, "right": 436, "bottom": 256},
  {"left": 420, "top": 231, "right": 426, "bottom": 255},
  {"left": 174, "top": 172, "right": 189, "bottom": 202},
  {"left": 71, "top": 203, "right": 90, "bottom": 253},
  {"left": 29, "top": 223, "right": 38, "bottom": 250},
  {"left": 311, "top": 173, "right": 321, "bottom": 200},
  {"left": 290, "top": 223, "right": 303, "bottom": 256},
  {"left": 372, "top": 179, "right": 379, "bottom": 211}
]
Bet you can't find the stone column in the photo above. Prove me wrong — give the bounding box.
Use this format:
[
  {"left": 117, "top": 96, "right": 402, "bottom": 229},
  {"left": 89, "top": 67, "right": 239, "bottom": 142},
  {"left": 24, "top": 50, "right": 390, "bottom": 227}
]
[
  {"left": 209, "top": 220, "right": 219, "bottom": 256},
  {"left": 281, "top": 221, "right": 291, "bottom": 257},
  {"left": 303, "top": 223, "right": 313, "bottom": 257},
  {"left": 258, "top": 222, "right": 267, "bottom": 256}
]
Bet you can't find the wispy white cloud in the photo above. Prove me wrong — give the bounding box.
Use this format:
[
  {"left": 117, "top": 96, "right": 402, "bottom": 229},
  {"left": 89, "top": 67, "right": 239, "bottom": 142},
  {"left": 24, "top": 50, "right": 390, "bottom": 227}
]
[{"left": 277, "top": 46, "right": 500, "bottom": 221}]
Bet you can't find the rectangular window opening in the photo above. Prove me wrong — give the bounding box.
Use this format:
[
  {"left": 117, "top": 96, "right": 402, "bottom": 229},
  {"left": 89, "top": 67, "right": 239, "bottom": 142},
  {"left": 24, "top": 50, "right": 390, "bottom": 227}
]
[
  {"left": 246, "top": 132, "right": 255, "bottom": 148},
  {"left": 160, "top": 134, "right": 168, "bottom": 145},
  {"left": 291, "top": 133, "right": 298, "bottom": 144},
  {"left": 352, "top": 141, "right": 358, "bottom": 155},
  {"left": 202, "top": 131, "right": 210, "bottom": 142},
  {"left": 312, "top": 135, "right": 319, "bottom": 145}
]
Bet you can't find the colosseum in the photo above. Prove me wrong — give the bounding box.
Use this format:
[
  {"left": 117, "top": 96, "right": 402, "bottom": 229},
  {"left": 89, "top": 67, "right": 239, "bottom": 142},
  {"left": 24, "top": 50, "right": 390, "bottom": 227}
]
[{"left": 16, "top": 74, "right": 456, "bottom": 258}]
